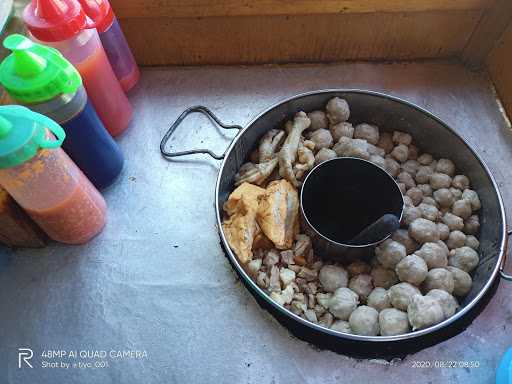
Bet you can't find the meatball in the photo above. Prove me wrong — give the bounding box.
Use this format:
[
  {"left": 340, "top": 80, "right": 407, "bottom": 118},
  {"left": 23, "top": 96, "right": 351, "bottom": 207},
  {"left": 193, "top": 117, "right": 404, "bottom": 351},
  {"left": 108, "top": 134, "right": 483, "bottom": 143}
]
[
  {"left": 448, "top": 246, "right": 479, "bottom": 272},
  {"left": 314, "top": 148, "right": 336, "bottom": 166},
  {"left": 367, "top": 287, "right": 391, "bottom": 312},
  {"left": 437, "top": 223, "right": 450, "bottom": 241},
  {"left": 388, "top": 282, "right": 421, "bottom": 311},
  {"left": 333, "top": 137, "right": 370, "bottom": 160},
  {"left": 348, "top": 274, "right": 373, "bottom": 301},
  {"left": 426, "top": 289, "right": 459, "bottom": 318},
  {"left": 398, "top": 171, "right": 416, "bottom": 189},
  {"left": 417, "top": 153, "right": 433, "bottom": 165},
  {"left": 463, "top": 215, "right": 480, "bottom": 235},
  {"left": 433, "top": 188, "right": 455, "bottom": 208},
  {"left": 349, "top": 306, "right": 380, "bottom": 336},
  {"left": 415, "top": 242, "right": 448, "bottom": 269},
  {"left": 395, "top": 255, "right": 428, "bottom": 285},
  {"left": 307, "top": 129, "right": 333, "bottom": 151},
  {"left": 328, "top": 287, "right": 359, "bottom": 320},
  {"left": 330, "top": 122, "right": 354, "bottom": 141},
  {"left": 446, "top": 266, "right": 473, "bottom": 296},
  {"left": 422, "top": 268, "right": 455, "bottom": 294},
  {"left": 446, "top": 230, "right": 466, "bottom": 250},
  {"left": 384, "top": 157, "right": 401, "bottom": 177},
  {"left": 307, "top": 110, "right": 328, "bottom": 130},
  {"left": 418, "top": 202, "right": 440, "bottom": 222},
  {"left": 379, "top": 308, "right": 410, "bottom": 336},
  {"left": 452, "top": 175, "right": 470, "bottom": 190},
  {"left": 452, "top": 199, "right": 472, "bottom": 219},
  {"left": 430, "top": 173, "right": 452, "bottom": 190},
  {"left": 402, "top": 206, "right": 422, "bottom": 226},
  {"left": 406, "top": 187, "right": 423, "bottom": 206},
  {"left": 415, "top": 166, "right": 433, "bottom": 184},
  {"left": 402, "top": 160, "right": 420, "bottom": 176},
  {"left": 407, "top": 294, "right": 445, "bottom": 330},
  {"left": 354, "top": 123, "right": 380, "bottom": 145},
  {"left": 409, "top": 218, "right": 440, "bottom": 243},
  {"left": 417, "top": 183, "right": 433, "bottom": 197},
  {"left": 465, "top": 235, "right": 480, "bottom": 250},
  {"left": 391, "top": 145, "right": 409, "bottom": 163},
  {"left": 326, "top": 97, "right": 350, "bottom": 124},
  {"left": 371, "top": 266, "right": 399, "bottom": 289},
  {"left": 392, "top": 131, "right": 412, "bottom": 146},
  {"left": 462, "top": 189, "right": 481, "bottom": 211},
  {"left": 375, "top": 239, "right": 406, "bottom": 269},
  {"left": 392, "top": 229, "right": 419, "bottom": 254},
  {"left": 346, "top": 260, "right": 371, "bottom": 277},
  {"left": 318, "top": 265, "right": 348, "bottom": 292},
  {"left": 435, "top": 159, "right": 455, "bottom": 176},
  {"left": 442, "top": 212, "right": 464, "bottom": 231},
  {"left": 330, "top": 320, "right": 352, "bottom": 333}
]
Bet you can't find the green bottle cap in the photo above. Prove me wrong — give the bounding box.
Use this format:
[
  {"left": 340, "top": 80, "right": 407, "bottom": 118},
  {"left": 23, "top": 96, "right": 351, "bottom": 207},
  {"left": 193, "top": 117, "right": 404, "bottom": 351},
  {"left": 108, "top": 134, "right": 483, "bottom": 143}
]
[
  {"left": 0, "top": 105, "right": 66, "bottom": 169},
  {"left": 0, "top": 34, "right": 82, "bottom": 104}
]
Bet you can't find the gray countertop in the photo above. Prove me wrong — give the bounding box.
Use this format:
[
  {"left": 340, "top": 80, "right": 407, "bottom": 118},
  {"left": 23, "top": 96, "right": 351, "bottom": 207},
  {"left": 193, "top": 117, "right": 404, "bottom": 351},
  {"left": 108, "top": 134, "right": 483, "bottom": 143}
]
[{"left": 1, "top": 61, "right": 511, "bottom": 384}]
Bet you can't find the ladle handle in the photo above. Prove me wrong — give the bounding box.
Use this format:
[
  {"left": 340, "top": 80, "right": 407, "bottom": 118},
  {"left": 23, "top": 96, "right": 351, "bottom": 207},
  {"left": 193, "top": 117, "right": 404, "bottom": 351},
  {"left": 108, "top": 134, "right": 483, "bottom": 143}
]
[
  {"left": 160, "top": 106, "right": 242, "bottom": 160},
  {"left": 500, "top": 229, "right": 512, "bottom": 281}
]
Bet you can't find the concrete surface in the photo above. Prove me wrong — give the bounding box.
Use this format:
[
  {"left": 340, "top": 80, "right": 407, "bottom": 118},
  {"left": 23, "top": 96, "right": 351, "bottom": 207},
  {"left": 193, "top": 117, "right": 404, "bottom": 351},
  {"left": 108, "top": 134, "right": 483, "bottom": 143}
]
[{"left": 0, "top": 61, "right": 511, "bottom": 384}]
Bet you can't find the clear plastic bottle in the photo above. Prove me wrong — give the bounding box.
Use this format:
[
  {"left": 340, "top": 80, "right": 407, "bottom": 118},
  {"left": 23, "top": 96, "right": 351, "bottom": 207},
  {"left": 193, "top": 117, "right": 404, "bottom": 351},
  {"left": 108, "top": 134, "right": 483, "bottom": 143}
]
[
  {"left": 79, "top": 0, "right": 140, "bottom": 92},
  {"left": 23, "top": 0, "right": 133, "bottom": 136},
  {"left": 0, "top": 34, "right": 124, "bottom": 189},
  {"left": 0, "top": 105, "right": 106, "bottom": 244}
]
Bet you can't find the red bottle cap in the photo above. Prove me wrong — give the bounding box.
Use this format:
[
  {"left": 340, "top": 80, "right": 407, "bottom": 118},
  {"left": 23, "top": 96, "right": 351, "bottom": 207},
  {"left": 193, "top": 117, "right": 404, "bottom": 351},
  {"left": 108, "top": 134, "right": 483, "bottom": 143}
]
[
  {"left": 23, "top": 0, "right": 94, "bottom": 42},
  {"left": 78, "top": 0, "right": 114, "bottom": 33}
]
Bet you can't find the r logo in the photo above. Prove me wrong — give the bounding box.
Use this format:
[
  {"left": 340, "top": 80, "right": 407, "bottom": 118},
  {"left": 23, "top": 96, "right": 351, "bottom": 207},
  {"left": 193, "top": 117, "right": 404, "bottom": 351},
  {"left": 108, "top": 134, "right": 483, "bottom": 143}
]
[{"left": 18, "top": 348, "right": 33, "bottom": 368}]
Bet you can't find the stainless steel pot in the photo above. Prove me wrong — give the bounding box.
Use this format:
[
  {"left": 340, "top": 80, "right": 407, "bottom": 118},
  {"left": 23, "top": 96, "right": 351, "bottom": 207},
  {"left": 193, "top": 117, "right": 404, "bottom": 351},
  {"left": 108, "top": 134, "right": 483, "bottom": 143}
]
[{"left": 161, "top": 90, "right": 511, "bottom": 345}]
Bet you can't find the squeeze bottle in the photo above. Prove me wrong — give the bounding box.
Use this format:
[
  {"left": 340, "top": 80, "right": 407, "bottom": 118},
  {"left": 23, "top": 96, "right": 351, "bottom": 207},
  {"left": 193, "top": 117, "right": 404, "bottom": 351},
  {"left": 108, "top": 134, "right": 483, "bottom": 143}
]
[
  {"left": 0, "top": 34, "right": 124, "bottom": 190},
  {"left": 22, "top": 0, "right": 133, "bottom": 136},
  {"left": 0, "top": 105, "right": 106, "bottom": 244},
  {"left": 78, "top": 0, "right": 139, "bottom": 92}
]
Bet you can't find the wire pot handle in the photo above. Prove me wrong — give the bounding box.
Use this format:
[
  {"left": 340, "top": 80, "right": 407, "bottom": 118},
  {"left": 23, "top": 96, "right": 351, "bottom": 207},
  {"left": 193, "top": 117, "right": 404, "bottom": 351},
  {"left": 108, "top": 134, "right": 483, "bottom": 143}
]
[
  {"left": 500, "top": 229, "right": 512, "bottom": 281},
  {"left": 160, "top": 106, "right": 242, "bottom": 160}
]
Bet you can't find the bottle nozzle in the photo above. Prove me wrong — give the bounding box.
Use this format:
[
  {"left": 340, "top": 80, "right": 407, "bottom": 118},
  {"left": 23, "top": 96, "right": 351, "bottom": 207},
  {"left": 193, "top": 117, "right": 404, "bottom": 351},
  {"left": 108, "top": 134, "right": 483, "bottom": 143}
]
[
  {"left": 3, "top": 34, "right": 47, "bottom": 78},
  {"left": 0, "top": 116, "right": 13, "bottom": 138}
]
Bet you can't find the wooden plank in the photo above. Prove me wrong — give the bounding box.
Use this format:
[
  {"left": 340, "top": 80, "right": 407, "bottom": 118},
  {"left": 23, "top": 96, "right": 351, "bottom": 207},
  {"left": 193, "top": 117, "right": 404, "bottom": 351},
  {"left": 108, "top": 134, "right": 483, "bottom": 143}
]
[
  {"left": 119, "top": 10, "right": 482, "bottom": 66},
  {"left": 487, "top": 22, "right": 512, "bottom": 119},
  {"left": 111, "top": 0, "right": 493, "bottom": 19},
  {"left": 462, "top": 0, "right": 512, "bottom": 68}
]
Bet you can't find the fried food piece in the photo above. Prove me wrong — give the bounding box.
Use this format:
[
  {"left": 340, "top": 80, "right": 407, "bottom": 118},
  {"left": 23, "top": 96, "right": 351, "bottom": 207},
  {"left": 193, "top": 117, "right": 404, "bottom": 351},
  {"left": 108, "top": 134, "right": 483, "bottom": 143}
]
[
  {"left": 257, "top": 179, "right": 299, "bottom": 249},
  {"left": 259, "top": 129, "right": 285, "bottom": 163}
]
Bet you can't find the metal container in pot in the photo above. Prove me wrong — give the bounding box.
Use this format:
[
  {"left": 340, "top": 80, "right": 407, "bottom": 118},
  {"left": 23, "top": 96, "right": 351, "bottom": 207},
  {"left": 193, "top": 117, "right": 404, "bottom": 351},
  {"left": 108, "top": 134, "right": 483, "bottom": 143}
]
[{"left": 161, "top": 90, "right": 511, "bottom": 350}]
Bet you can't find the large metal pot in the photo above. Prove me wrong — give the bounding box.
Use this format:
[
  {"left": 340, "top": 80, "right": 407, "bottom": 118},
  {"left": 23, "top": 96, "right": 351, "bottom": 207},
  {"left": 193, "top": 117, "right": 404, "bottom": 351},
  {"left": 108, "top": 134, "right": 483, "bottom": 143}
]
[{"left": 161, "top": 90, "right": 511, "bottom": 350}]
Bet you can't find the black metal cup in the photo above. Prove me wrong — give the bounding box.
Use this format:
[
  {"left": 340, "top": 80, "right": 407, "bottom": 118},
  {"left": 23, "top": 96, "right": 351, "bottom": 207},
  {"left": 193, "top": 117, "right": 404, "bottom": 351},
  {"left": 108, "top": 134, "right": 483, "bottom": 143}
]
[{"left": 300, "top": 157, "right": 404, "bottom": 262}]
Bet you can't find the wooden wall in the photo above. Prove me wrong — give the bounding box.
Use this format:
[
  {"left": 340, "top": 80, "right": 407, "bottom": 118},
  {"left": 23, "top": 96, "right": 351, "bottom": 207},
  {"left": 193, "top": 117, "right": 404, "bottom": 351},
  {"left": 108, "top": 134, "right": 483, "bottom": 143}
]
[
  {"left": 487, "top": 23, "right": 512, "bottom": 119},
  {"left": 112, "top": 0, "right": 493, "bottom": 66}
]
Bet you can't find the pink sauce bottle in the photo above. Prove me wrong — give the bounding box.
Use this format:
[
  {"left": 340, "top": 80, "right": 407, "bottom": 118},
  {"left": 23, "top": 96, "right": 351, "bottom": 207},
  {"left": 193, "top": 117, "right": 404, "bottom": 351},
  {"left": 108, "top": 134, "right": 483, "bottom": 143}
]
[
  {"left": 0, "top": 105, "right": 106, "bottom": 244},
  {"left": 23, "top": 0, "right": 133, "bottom": 137},
  {"left": 79, "top": 0, "right": 140, "bottom": 93}
]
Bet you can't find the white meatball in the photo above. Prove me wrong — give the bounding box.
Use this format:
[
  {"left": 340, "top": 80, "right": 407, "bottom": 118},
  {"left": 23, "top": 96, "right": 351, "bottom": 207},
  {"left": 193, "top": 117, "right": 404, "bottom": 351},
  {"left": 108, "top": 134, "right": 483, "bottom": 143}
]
[
  {"left": 452, "top": 175, "right": 470, "bottom": 190},
  {"left": 314, "top": 148, "right": 336, "bottom": 165},
  {"left": 398, "top": 171, "right": 416, "bottom": 189},
  {"left": 406, "top": 187, "right": 423, "bottom": 206},
  {"left": 379, "top": 308, "right": 410, "bottom": 336},
  {"left": 417, "top": 153, "right": 433, "bottom": 165},
  {"left": 452, "top": 199, "right": 472, "bottom": 219},
  {"left": 418, "top": 202, "right": 440, "bottom": 221},
  {"left": 435, "top": 159, "right": 455, "bottom": 176},
  {"left": 326, "top": 97, "right": 350, "bottom": 124},
  {"left": 430, "top": 173, "right": 452, "bottom": 190},
  {"left": 422, "top": 268, "right": 454, "bottom": 293},
  {"left": 427, "top": 289, "right": 459, "bottom": 318},
  {"left": 354, "top": 123, "right": 380, "bottom": 145},
  {"left": 463, "top": 215, "right": 480, "bottom": 235},
  {"left": 391, "top": 145, "right": 409, "bottom": 163},
  {"left": 384, "top": 157, "right": 400, "bottom": 177},
  {"left": 319, "top": 265, "right": 348, "bottom": 292},
  {"left": 407, "top": 294, "right": 445, "bottom": 330},
  {"left": 409, "top": 218, "right": 440, "bottom": 243},
  {"left": 450, "top": 187, "right": 463, "bottom": 200},
  {"left": 395, "top": 255, "right": 428, "bottom": 285},
  {"left": 437, "top": 223, "right": 450, "bottom": 241},
  {"left": 375, "top": 239, "right": 406, "bottom": 269},
  {"left": 415, "top": 242, "right": 448, "bottom": 269},
  {"left": 417, "top": 183, "right": 433, "bottom": 197},
  {"left": 422, "top": 196, "right": 439, "bottom": 208},
  {"left": 462, "top": 189, "right": 481, "bottom": 211},
  {"left": 448, "top": 246, "right": 479, "bottom": 272},
  {"left": 433, "top": 188, "right": 455, "bottom": 208},
  {"left": 371, "top": 266, "right": 399, "bottom": 289},
  {"left": 346, "top": 260, "right": 371, "bottom": 277},
  {"left": 328, "top": 287, "right": 359, "bottom": 320},
  {"left": 377, "top": 132, "right": 394, "bottom": 154},
  {"left": 402, "top": 160, "right": 420, "bottom": 176},
  {"left": 330, "top": 320, "right": 352, "bottom": 333},
  {"left": 388, "top": 282, "right": 421, "bottom": 311},
  {"left": 307, "top": 110, "right": 328, "bottom": 130},
  {"left": 446, "top": 266, "right": 473, "bottom": 296},
  {"left": 349, "top": 306, "right": 380, "bottom": 336},
  {"left": 392, "top": 229, "right": 419, "bottom": 254},
  {"left": 402, "top": 206, "right": 422, "bottom": 226},
  {"left": 465, "top": 235, "right": 479, "bottom": 250},
  {"left": 446, "top": 230, "right": 466, "bottom": 250},
  {"left": 415, "top": 166, "right": 433, "bottom": 184},
  {"left": 369, "top": 154, "right": 386, "bottom": 168},
  {"left": 307, "top": 129, "right": 333, "bottom": 150},
  {"left": 367, "top": 287, "right": 391, "bottom": 312},
  {"left": 442, "top": 212, "right": 464, "bottom": 231},
  {"left": 330, "top": 122, "right": 354, "bottom": 141},
  {"left": 348, "top": 274, "right": 373, "bottom": 301},
  {"left": 333, "top": 137, "right": 370, "bottom": 160},
  {"left": 392, "top": 131, "right": 412, "bottom": 146}
]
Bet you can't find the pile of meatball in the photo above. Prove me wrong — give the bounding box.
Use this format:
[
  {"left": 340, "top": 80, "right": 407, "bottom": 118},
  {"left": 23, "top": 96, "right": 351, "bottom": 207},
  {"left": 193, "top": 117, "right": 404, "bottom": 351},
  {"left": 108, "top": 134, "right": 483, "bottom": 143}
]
[{"left": 245, "top": 97, "right": 481, "bottom": 336}]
